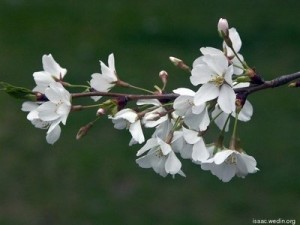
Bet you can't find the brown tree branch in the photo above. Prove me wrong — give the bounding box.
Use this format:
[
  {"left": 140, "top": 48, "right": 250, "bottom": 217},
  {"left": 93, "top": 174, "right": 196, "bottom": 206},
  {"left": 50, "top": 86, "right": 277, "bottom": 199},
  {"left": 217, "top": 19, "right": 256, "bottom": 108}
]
[
  {"left": 71, "top": 71, "right": 300, "bottom": 102},
  {"left": 234, "top": 71, "right": 300, "bottom": 95}
]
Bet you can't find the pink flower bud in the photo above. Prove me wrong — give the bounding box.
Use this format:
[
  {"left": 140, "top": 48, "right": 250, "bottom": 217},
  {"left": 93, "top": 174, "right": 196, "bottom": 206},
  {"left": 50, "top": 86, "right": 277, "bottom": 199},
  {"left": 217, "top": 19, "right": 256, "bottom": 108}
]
[
  {"left": 76, "top": 122, "right": 93, "bottom": 140},
  {"left": 96, "top": 108, "right": 106, "bottom": 116},
  {"left": 169, "top": 56, "right": 190, "bottom": 71},
  {"left": 218, "top": 18, "right": 229, "bottom": 36},
  {"left": 169, "top": 56, "right": 182, "bottom": 66},
  {"left": 159, "top": 70, "right": 168, "bottom": 83}
]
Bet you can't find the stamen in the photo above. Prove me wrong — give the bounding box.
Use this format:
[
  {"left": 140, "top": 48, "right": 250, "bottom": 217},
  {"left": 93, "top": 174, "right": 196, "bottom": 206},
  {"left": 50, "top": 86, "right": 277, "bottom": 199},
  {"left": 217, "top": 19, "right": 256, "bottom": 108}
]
[
  {"left": 225, "top": 154, "right": 237, "bottom": 165},
  {"left": 211, "top": 75, "right": 225, "bottom": 87}
]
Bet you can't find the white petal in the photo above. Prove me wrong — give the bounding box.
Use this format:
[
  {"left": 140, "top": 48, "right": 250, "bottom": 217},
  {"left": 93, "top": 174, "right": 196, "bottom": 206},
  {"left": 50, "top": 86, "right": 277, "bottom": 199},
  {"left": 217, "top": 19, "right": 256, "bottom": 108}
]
[
  {"left": 136, "top": 138, "right": 158, "bottom": 156},
  {"left": 229, "top": 28, "right": 242, "bottom": 54},
  {"left": 42, "top": 54, "right": 67, "bottom": 79},
  {"left": 37, "top": 102, "right": 60, "bottom": 121},
  {"left": 136, "top": 99, "right": 161, "bottom": 106},
  {"left": 129, "top": 137, "right": 138, "bottom": 146},
  {"left": 46, "top": 124, "right": 61, "bottom": 144},
  {"left": 199, "top": 106, "right": 210, "bottom": 131},
  {"left": 192, "top": 138, "right": 209, "bottom": 162},
  {"left": 191, "top": 104, "right": 205, "bottom": 114},
  {"left": 200, "top": 160, "right": 214, "bottom": 171},
  {"left": 129, "top": 120, "right": 145, "bottom": 144},
  {"left": 218, "top": 84, "right": 236, "bottom": 114},
  {"left": 56, "top": 104, "right": 70, "bottom": 124},
  {"left": 235, "top": 155, "right": 249, "bottom": 176},
  {"left": 143, "top": 108, "right": 168, "bottom": 128},
  {"left": 212, "top": 107, "right": 230, "bottom": 132},
  {"left": 157, "top": 138, "right": 172, "bottom": 155},
  {"left": 45, "top": 83, "right": 63, "bottom": 104},
  {"left": 22, "top": 102, "right": 38, "bottom": 112},
  {"left": 192, "top": 56, "right": 205, "bottom": 68},
  {"left": 178, "top": 143, "right": 193, "bottom": 159},
  {"left": 212, "top": 163, "right": 236, "bottom": 182},
  {"left": 112, "top": 118, "right": 127, "bottom": 130},
  {"left": 184, "top": 113, "right": 202, "bottom": 131},
  {"left": 148, "top": 150, "right": 168, "bottom": 177},
  {"left": 90, "top": 73, "right": 112, "bottom": 92},
  {"left": 33, "top": 71, "right": 54, "bottom": 86},
  {"left": 165, "top": 151, "right": 182, "bottom": 175},
  {"left": 239, "top": 153, "right": 258, "bottom": 173},
  {"left": 47, "top": 119, "right": 61, "bottom": 134},
  {"left": 190, "top": 64, "right": 213, "bottom": 86},
  {"left": 100, "top": 60, "right": 117, "bottom": 82},
  {"left": 173, "top": 95, "right": 193, "bottom": 116},
  {"left": 114, "top": 109, "right": 137, "bottom": 123},
  {"left": 232, "top": 54, "right": 244, "bottom": 75},
  {"left": 27, "top": 110, "right": 40, "bottom": 121},
  {"left": 237, "top": 100, "right": 253, "bottom": 121},
  {"left": 214, "top": 150, "right": 235, "bottom": 164},
  {"left": 194, "top": 83, "right": 219, "bottom": 106},
  {"left": 202, "top": 54, "right": 228, "bottom": 75},
  {"left": 136, "top": 155, "right": 151, "bottom": 168},
  {"left": 200, "top": 47, "right": 223, "bottom": 56},
  {"left": 224, "top": 65, "right": 234, "bottom": 86},
  {"left": 108, "top": 53, "right": 116, "bottom": 72},
  {"left": 182, "top": 127, "right": 200, "bottom": 144},
  {"left": 173, "top": 88, "right": 195, "bottom": 96}
]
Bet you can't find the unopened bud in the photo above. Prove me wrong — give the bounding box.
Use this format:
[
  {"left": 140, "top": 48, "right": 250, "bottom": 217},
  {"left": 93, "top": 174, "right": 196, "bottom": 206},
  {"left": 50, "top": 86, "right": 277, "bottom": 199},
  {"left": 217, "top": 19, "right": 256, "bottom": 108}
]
[
  {"left": 218, "top": 18, "right": 229, "bottom": 37},
  {"left": 96, "top": 108, "right": 106, "bottom": 116},
  {"left": 245, "top": 68, "right": 264, "bottom": 84},
  {"left": 169, "top": 56, "right": 182, "bottom": 66},
  {"left": 0, "top": 82, "right": 37, "bottom": 101},
  {"left": 169, "top": 56, "right": 190, "bottom": 72},
  {"left": 159, "top": 70, "right": 168, "bottom": 86},
  {"left": 288, "top": 81, "right": 300, "bottom": 87},
  {"left": 76, "top": 122, "right": 94, "bottom": 140}
]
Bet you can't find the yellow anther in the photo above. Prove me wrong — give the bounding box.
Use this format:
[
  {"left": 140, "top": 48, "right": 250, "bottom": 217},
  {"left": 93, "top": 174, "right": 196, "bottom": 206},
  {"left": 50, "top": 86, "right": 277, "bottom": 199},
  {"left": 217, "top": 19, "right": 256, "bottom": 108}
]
[
  {"left": 211, "top": 75, "right": 225, "bottom": 87},
  {"left": 226, "top": 154, "right": 237, "bottom": 165}
]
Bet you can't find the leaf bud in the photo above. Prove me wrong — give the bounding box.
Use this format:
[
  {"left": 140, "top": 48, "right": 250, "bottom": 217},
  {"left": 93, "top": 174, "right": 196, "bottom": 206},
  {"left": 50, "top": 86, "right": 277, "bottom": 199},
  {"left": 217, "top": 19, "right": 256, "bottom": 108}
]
[{"left": 169, "top": 56, "right": 190, "bottom": 72}]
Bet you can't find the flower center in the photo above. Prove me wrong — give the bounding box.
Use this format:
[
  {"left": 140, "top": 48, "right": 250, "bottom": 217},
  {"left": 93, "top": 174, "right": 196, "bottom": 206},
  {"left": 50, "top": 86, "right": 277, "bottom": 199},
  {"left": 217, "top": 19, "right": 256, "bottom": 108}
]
[
  {"left": 155, "top": 148, "right": 164, "bottom": 158},
  {"left": 225, "top": 154, "right": 237, "bottom": 165},
  {"left": 211, "top": 75, "right": 224, "bottom": 87}
]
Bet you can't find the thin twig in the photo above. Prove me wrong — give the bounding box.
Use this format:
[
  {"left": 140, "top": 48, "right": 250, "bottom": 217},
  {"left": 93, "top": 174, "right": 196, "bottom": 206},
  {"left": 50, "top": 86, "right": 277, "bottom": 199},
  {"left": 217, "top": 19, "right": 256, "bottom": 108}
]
[
  {"left": 71, "top": 71, "right": 300, "bottom": 102},
  {"left": 234, "top": 71, "right": 300, "bottom": 95}
]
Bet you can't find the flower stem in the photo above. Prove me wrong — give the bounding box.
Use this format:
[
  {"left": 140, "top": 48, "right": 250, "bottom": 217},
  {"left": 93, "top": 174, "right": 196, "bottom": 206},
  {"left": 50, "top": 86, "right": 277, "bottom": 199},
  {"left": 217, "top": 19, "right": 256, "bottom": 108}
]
[
  {"left": 71, "top": 103, "right": 104, "bottom": 112},
  {"left": 117, "top": 80, "right": 154, "bottom": 94},
  {"left": 229, "top": 113, "right": 239, "bottom": 150},
  {"left": 127, "top": 84, "right": 155, "bottom": 94},
  {"left": 229, "top": 46, "right": 249, "bottom": 69}
]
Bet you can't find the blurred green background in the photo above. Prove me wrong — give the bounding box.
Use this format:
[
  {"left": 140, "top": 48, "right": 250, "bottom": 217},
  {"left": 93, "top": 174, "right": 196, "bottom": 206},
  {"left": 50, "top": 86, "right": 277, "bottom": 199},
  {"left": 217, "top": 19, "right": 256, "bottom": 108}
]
[{"left": 0, "top": 0, "right": 299, "bottom": 224}]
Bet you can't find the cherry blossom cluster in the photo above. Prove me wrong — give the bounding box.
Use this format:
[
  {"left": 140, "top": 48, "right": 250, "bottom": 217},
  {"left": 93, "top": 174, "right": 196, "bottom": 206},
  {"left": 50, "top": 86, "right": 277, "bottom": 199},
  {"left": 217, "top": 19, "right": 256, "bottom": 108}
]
[{"left": 2, "top": 18, "right": 267, "bottom": 182}]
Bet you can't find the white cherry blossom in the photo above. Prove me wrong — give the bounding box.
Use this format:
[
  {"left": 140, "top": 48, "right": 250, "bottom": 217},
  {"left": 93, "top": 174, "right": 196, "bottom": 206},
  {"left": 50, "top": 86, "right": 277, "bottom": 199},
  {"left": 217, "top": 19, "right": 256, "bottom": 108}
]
[
  {"left": 191, "top": 54, "right": 236, "bottom": 114},
  {"left": 110, "top": 108, "right": 144, "bottom": 145},
  {"left": 22, "top": 82, "right": 71, "bottom": 144},
  {"left": 90, "top": 53, "right": 118, "bottom": 101},
  {"left": 197, "top": 47, "right": 244, "bottom": 75},
  {"left": 136, "top": 137, "right": 185, "bottom": 177},
  {"left": 201, "top": 149, "right": 259, "bottom": 182},
  {"left": 137, "top": 99, "right": 168, "bottom": 128},
  {"left": 172, "top": 127, "right": 211, "bottom": 163},
  {"left": 212, "top": 100, "right": 253, "bottom": 132},
  {"left": 33, "top": 54, "right": 67, "bottom": 93},
  {"left": 173, "top": 88, "right": 210, "bottom": 131}
]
